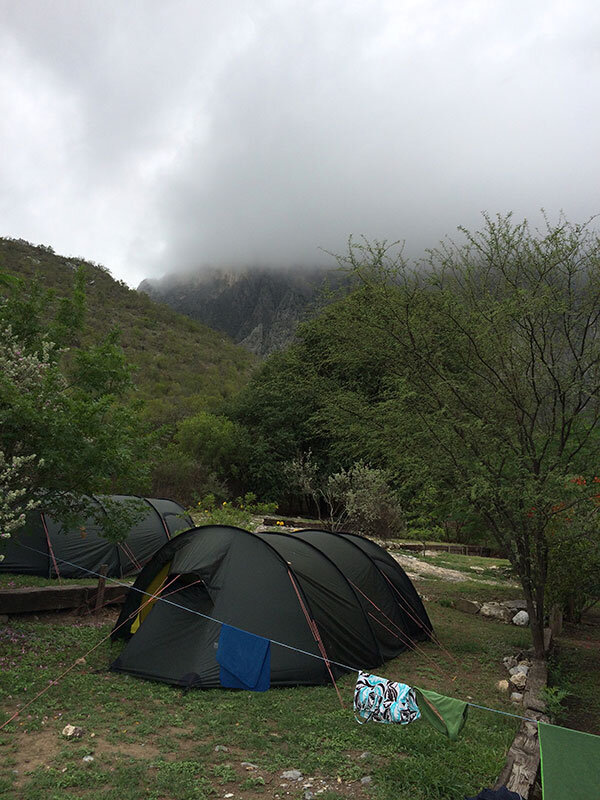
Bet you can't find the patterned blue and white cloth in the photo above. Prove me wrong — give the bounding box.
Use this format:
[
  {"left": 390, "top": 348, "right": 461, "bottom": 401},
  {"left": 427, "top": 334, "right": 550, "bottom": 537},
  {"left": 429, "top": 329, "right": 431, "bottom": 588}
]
[{"left": 354, "top": 670, "right": 421, "bottom": 725}]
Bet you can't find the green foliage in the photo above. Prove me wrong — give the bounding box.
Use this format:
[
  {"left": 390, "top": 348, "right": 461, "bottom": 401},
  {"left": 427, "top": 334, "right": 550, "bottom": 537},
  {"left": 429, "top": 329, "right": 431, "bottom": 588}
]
[
  {"left": 0, "top": 237, "right": 255, "bottom": 503},
  {"left": 0, "top": 266, "right": 153, "bottom": 542},
  {"left": 539, "top": 686, "right": 570, "bottom": 722},
  {"left": 231, "top": 214, "right": 600, "bottom": 657},
  {"left": 546, "top": 505, "right": 600, "bottom": 622},
  {"left": 323, "top": 461, "right": 405, "bottom": 537},
  {"left": 190, "top": 492, "right": 278, "bottom": 531}
]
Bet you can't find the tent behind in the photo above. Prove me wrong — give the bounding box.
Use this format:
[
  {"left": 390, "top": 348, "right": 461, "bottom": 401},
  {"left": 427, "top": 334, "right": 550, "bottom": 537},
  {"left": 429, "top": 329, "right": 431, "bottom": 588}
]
[
  {"left": 0, "top": 495, "right": 193, "bottom": 578},
  {"left": 110, "top": 525, "right": 433, "bottom": 689}
]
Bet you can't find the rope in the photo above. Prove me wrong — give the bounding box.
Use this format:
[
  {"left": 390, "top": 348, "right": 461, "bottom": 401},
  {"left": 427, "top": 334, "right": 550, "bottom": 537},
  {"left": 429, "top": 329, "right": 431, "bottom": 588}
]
[
  {"left": 382, "top": 571, "right": 460, "bottom": 665},
  {"left": 0, "top": 572, "right": 178, "bottom": 731},
  {"left": 366, "top": 612, "right": 453, "bottom": 683},
  {"left": 118, "top": 542, "right": 142, "bottom": 571},
  {"left": 287, "top": 568, "right": 345, "bottom": 709},
  {"left": 349, "top": 579, "right": 454, "bottom": 681},
  {"left": 7, "top": 540, "right": 569, "bottom": 735},
  {"left": 14, "top": 542, "right": 363, "bottom": 673}
]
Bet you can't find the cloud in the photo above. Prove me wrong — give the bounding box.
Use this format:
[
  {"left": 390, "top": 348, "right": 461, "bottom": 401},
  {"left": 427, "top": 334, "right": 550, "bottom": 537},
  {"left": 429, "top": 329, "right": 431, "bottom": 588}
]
[{"left": 1, "top": 0, "right": 599, "bottom": 286}]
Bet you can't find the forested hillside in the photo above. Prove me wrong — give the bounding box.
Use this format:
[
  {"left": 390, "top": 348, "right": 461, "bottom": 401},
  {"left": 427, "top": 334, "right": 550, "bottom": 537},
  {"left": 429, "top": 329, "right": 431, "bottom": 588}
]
[{"left": 0, "top": 238, "right": 255, "bottom": 425}]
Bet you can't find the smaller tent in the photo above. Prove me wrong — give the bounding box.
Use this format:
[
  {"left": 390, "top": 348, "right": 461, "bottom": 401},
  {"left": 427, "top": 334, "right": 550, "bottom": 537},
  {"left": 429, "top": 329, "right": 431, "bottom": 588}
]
[
  {"left": 110, "top": 526, "right": 433, "bottom": 688},
  {"left": 0, "top": 495, "right": 193, "bottom": 578}
]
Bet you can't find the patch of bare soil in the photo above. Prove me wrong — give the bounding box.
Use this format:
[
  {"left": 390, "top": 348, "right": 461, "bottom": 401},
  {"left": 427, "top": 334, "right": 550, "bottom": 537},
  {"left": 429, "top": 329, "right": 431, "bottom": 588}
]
[{"left": 6, "top": 727, "right": 61, "bottom": 786}]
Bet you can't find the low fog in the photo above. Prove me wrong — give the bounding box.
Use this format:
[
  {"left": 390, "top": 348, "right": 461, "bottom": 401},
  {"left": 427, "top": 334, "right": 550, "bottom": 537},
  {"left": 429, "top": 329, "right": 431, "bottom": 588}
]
[{"left": 1, "top": 1, "right": 599, "bottom": 287}]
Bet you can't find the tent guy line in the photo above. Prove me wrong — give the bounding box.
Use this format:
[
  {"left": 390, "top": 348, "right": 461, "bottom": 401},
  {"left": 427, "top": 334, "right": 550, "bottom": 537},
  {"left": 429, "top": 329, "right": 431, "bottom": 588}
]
[
  {"left": 9, "top": 539, "right": 544, "bottom": 728},
  {"left": 14, "top": 540, "right": 364, "bottom": 673}
]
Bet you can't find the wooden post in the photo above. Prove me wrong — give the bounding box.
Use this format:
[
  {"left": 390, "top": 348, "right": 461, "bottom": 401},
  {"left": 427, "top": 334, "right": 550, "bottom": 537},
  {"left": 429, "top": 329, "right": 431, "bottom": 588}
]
[
  {"left": 94, "top": 564, "right": 108, "bottom": 613},
  {"left": 549, "top": 604, "right": 563, "bottom": 637}
]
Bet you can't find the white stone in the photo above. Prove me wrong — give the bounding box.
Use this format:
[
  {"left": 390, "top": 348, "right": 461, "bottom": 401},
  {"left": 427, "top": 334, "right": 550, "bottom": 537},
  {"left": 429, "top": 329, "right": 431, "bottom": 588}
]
[
  {"left": 510, "top": 692, "right": 524, "bottom": 703},
  {"left": 509, "top": 664, "right": 529, "bottom": 677},
  {"left": 282, "top": 770, "right": 303, "bottom": 781},
  {"left": 512, "top": 610, "right": 529, "bottom": 627},
  {"left": 510, "top": 672, "right": 527, "bottom": 690},
  {"left": 497, "top": 680, "right": 509, "bottom": 693},
  {"left": 62, "top": 725, "right": 84, "bottom": 738},
  {"left": 480, "top": 603, "right": 512, "bottom": 623},
  {"left": 82, "top": 755, "right": 94, "bottom": 763}
]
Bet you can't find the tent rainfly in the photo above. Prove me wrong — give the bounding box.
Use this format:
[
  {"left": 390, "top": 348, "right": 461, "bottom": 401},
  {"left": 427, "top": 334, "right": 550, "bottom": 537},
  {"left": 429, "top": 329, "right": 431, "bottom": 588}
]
[
  {"left": 110, "top": 525, "right": 433, "bottom": 688},
  {"left": 0, "top": 495, "right": 193, "bottom": 578}
]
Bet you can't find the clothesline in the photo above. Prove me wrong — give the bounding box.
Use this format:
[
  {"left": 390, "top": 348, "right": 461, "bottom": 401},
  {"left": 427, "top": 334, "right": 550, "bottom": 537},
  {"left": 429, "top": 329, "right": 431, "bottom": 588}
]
[{"left": 1, "top": 541, "right": 564, "bottom": 730}]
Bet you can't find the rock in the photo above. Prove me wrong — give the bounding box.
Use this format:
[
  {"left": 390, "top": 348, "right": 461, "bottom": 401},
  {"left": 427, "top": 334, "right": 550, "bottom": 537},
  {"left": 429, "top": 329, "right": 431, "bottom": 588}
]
[
  {"left": 510, "top": 692, "right": 524, "bottom": 703},
  {"left": 481, "top": 603, "right": 512, "bottom": 623},
  {"left": 361, "top": 776, "right": 373, "bottom": 785},
  {"left": 503, "top": 600, "right": 528, "bottom": 611},
  {"left": 62, "top": 725, "right": 84, "bottom": 738},
  {"left": 510, "top": 672, "right": 527, "bottom": 690},
  {"left": 503, "top": 656, "right": 518, "bottom": 670},
  {"left": 281, "top": 770, "right": 303, "bottom": 781},
  {"left": 509, "top": 665, "right": 529, "bottom": 678},
  {"left": 497, "top": 680, "right": 510, "bottom": 693},
  {"left": 82, "top": 755, "right": 94, "bottom": 763},
  {"left": 359, "top": 751, "right": 371, "bottom": 760},
  {"left": 456, "top": 598, "right": 481, "bottom": 615},
  {"left": 214, "top": 745, "right": 229, "bottom": 752},
  {"left": 512, "top": 610, "right": 529, "bottom": 627},
  {"left": 224, "top": 794, "right": 234, "bottom": 799},
  {"left": 241, "top": 762, "right": 258, "bottom": 770},
  {"left": 304, "top": 792, "right": 314, "bottom": 800},
  {"left": 470, "top": 566, "right": 485, "bottom": 573}
]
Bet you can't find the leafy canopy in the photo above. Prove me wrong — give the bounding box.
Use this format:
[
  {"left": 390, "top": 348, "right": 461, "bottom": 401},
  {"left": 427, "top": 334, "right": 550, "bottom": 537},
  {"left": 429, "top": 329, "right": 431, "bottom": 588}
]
[{"left": 0, "top": 267, "right": 153, "bottom": 544}]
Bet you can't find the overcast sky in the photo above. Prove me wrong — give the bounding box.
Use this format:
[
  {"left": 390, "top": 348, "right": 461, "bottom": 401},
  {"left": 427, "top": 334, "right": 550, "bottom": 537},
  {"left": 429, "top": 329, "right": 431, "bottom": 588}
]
[{"left": 1, "top": 1, "right": 599, "bottom": 288}]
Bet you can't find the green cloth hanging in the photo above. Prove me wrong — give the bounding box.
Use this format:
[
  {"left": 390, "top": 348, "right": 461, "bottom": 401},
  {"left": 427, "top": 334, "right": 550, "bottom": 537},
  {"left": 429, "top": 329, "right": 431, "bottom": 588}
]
[
  {"left": 539, "top": 721, "right": 600, "bottom": 799},
  {"left": 414, "top": 687, "right": 468, "bottom": 740}
]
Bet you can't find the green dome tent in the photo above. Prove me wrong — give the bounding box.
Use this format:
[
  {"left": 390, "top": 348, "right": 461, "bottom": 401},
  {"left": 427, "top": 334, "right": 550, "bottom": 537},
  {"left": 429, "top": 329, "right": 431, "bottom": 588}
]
[
  {"left": 110, "top": 525, "right": 432, "bottom": 688},
  {"left": 0, "top": 495, "right": 193, "bottom": 579}
]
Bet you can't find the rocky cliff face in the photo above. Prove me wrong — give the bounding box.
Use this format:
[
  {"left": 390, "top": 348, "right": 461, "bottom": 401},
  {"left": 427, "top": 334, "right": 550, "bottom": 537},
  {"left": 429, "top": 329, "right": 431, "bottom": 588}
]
[{"left": 138, "top": 266, "right": 345, "bottom": 356}]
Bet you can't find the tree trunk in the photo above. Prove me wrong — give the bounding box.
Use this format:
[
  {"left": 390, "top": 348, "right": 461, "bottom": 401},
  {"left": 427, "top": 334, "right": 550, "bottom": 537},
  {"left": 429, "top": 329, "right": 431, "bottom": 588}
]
[{"left": 522, "top": 581, "right": 546, "bottom": 659}]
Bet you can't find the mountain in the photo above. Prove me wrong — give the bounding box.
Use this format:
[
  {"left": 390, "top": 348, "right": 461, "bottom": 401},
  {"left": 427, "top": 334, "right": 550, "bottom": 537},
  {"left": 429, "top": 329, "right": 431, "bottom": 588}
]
[
  {"left": 138, "top": 266, "right": 348, "bottom": 356},
  {"left": 0, "top": 238, "right": 255, "bottom": 425}
]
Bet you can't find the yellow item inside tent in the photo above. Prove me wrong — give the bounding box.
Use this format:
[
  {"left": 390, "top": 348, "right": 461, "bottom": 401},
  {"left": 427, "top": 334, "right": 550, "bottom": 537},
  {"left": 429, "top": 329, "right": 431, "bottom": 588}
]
[{"left": 130, "top": 562, "right": 171, "bottom": 634}]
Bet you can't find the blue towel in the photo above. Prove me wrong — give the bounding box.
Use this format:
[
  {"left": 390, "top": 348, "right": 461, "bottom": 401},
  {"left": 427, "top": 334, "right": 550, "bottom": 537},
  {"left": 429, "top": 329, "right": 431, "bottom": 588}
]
[{"left": 216, "top": 623, "right": 271, "bottom": 691}]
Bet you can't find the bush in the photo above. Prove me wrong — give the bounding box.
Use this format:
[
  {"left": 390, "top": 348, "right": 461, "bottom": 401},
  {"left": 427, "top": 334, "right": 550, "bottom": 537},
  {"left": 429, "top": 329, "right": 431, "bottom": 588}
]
[
  {"left": 190, "top": 492, "right": 278, "bottom": 532},
  {"left": 323, "top": 462, "right": 405, "bottom": 539}
]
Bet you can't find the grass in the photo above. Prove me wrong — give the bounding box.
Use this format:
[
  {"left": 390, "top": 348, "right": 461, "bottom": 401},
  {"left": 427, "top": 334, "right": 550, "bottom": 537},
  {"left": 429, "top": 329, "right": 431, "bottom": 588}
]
[
  {"left": 406, "top": 551, "right": 512, "bottom": 575},
  {"left": 420, "top": 579, "right": 525, "bottom": 606},
  {"left": 0, "top": 575, "right": 107, "bottom": 589},
  {"left": 548, "top": 607, "right": 600, "bottom": 733},
  {"left": 0, "top": 596, "right": 531, "bottom": 800}
]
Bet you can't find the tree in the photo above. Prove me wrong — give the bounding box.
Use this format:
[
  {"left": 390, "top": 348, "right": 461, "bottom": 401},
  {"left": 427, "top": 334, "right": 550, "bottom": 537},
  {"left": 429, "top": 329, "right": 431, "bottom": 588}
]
[
  {"left": 331, "top": 215, "right": 600, "bottom": 657},
  {"left": 0, "top": 268, "right": 153, "bottom": 549}
]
